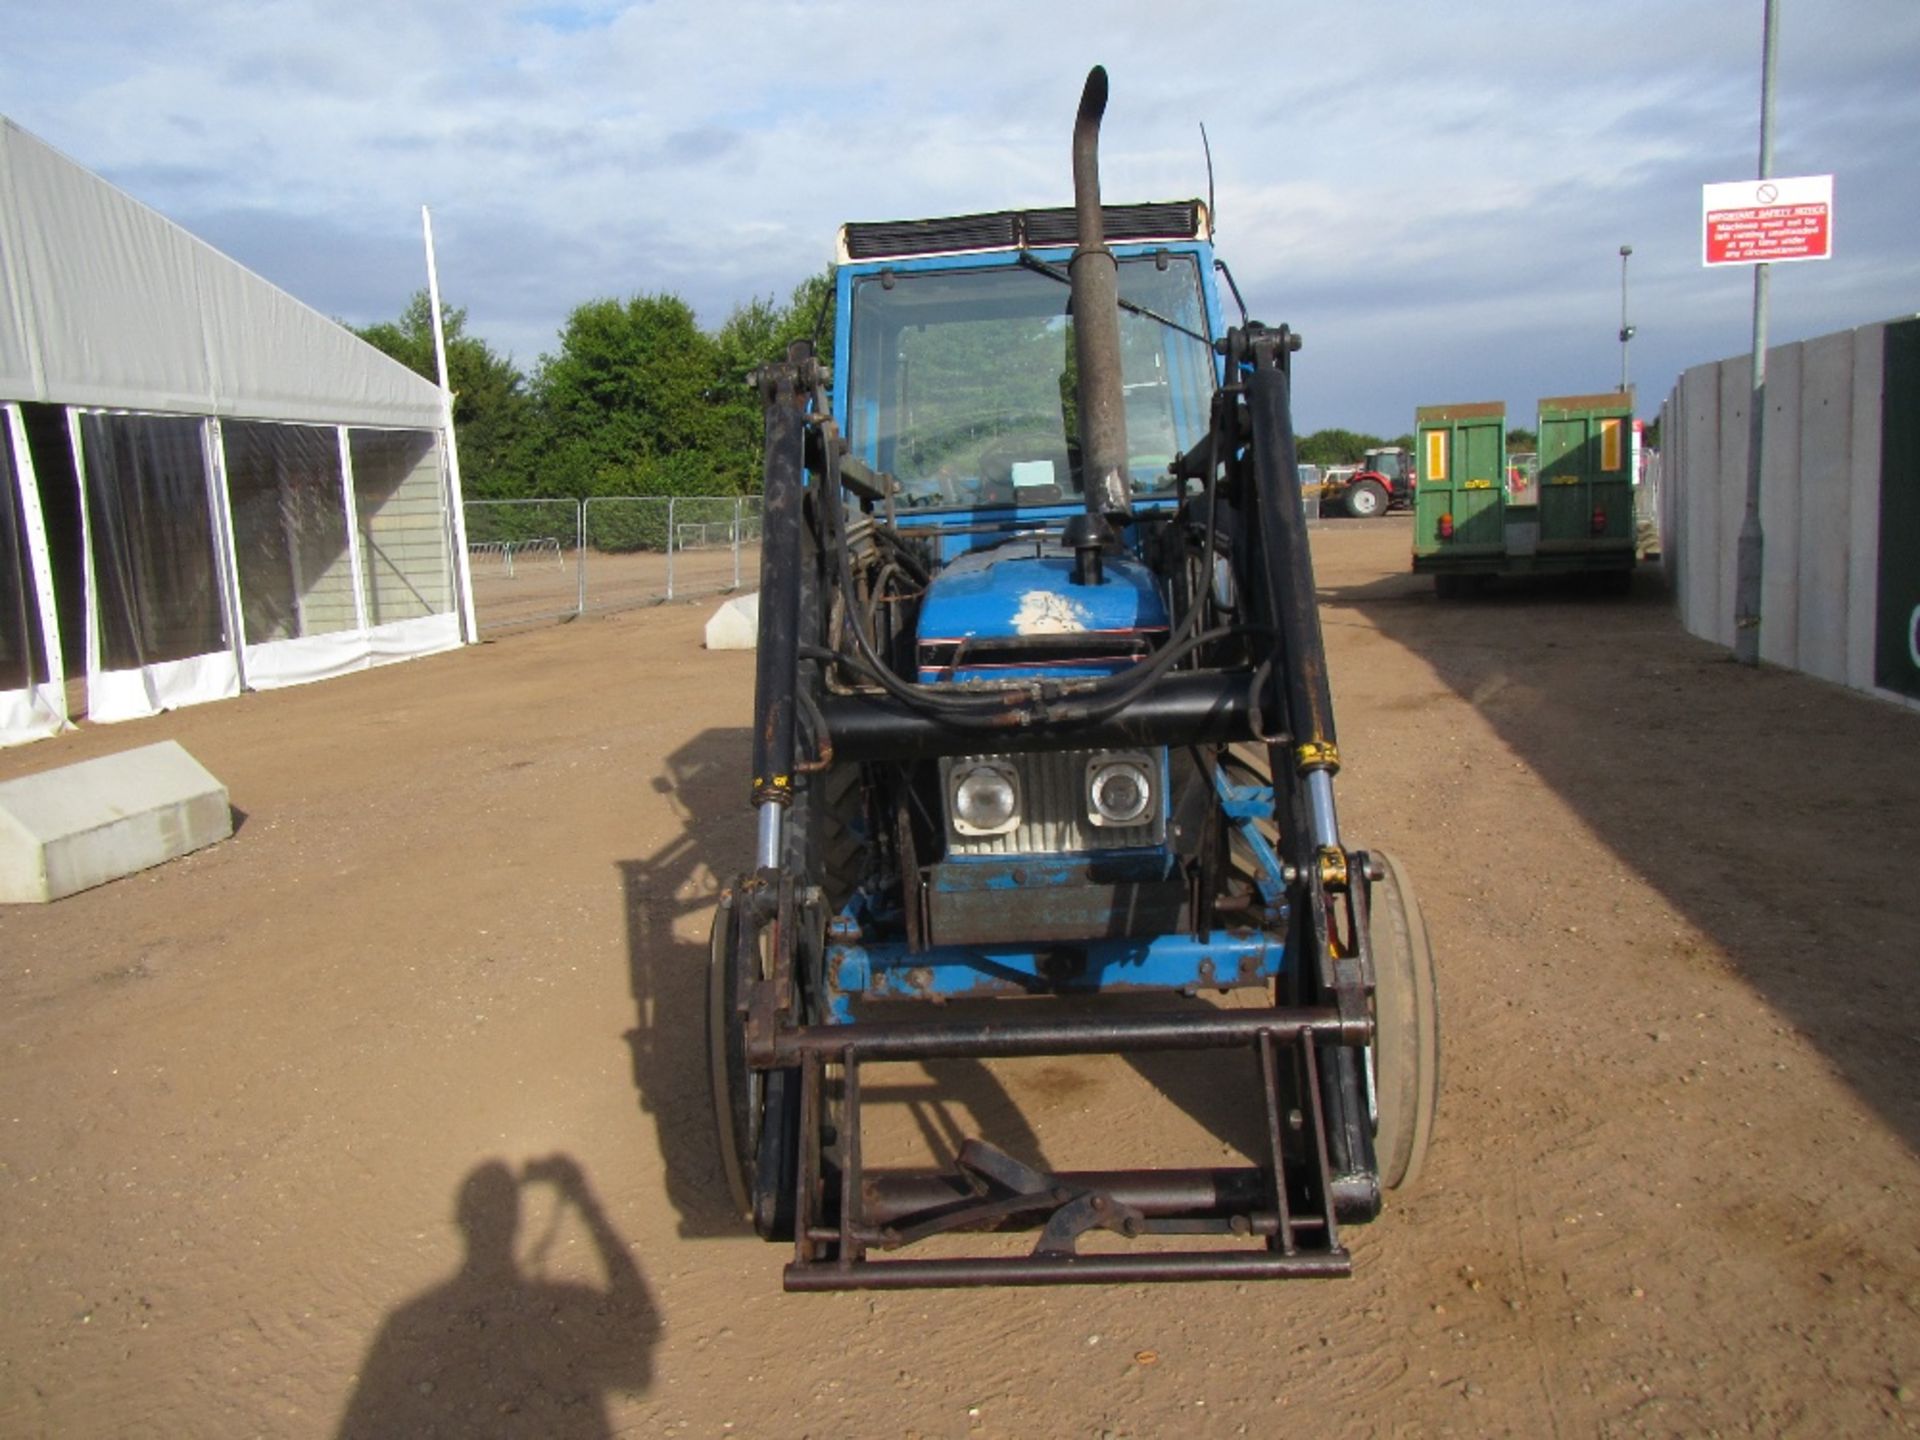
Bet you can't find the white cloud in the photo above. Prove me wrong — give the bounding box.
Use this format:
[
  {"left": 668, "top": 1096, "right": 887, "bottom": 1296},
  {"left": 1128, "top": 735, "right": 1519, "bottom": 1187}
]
[{"left": 6, "top": 0, "right": 1916, "bottom": 430}]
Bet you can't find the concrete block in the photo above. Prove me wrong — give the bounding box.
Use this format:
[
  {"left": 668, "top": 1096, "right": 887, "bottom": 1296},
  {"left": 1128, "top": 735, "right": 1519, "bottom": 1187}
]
[
  {"left": 0, "top": 740, "right": 232, "bottom": 903},
  {"left": 705, "top": 591, "right": 760, "bottom": 650}
]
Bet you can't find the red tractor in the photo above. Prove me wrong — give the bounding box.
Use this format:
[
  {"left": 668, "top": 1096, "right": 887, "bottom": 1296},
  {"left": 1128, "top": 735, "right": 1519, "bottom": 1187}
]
[
  {"left": 1317, "top": 446, "right": 1412, "bottom": 518},
  {"left": 1345, "top": 446, "right": 1414, "bottom": 517}
]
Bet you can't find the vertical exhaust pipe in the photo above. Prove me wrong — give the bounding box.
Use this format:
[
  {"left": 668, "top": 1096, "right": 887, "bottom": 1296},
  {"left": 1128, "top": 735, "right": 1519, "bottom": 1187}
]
[{"left": 1070, "top": 65, "right": 1132, "bottom": 529}]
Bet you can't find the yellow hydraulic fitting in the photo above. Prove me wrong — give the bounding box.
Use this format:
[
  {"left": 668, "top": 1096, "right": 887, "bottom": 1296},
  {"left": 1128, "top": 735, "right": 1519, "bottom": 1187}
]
[
  {"left": 1316, "top": 845, "right": 1350, "bottom": 892},
  {"left": 1295, "top": 740, "right": 1341, "bottom": 775}
]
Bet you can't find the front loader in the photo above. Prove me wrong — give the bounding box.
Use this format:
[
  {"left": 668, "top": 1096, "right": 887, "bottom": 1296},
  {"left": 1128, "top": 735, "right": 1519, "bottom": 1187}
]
[{"left": 708, "top": 67, "right": 1439, "bottom": 1291}]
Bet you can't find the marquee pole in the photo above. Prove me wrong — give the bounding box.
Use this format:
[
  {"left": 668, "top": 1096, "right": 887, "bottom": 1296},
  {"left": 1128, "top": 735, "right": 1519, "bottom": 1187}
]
[{"left": 424, "top": 205, "right": 480, "bottom": 644}]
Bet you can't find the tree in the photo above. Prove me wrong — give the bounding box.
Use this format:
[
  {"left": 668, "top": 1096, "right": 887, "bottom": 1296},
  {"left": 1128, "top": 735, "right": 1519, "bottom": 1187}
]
[
  {"left": 532, "top": 294, "right": 739, "bottom": 497},
  {"left": 709, "top": 295, "right": 789, "bottom": 488},
  {"left": 349, "top": 269, "right": 839, "bottom": 503},
  {"left": 1505, "top": 426, "right": 1538, "bottom": 454},
  {"left": 708, "top": 267, "right": 841, "bottom": 486},
  {"left": 1297, "top": 428, "right": 1383, "bottom": 466},
  {"left": 351, "top": 293, "right": 532, "bottom": 497},
  {"left": 777, "top": 266, "right": 837, "bottom": 372},
  {"left": 525, "top": 269, "right": 842, "bottom": 502}
]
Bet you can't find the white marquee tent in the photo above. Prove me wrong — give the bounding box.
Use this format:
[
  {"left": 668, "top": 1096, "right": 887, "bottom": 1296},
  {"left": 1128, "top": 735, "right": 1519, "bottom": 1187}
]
[{"left": 0, "top": 117, "right": 474, "bottom": 746}]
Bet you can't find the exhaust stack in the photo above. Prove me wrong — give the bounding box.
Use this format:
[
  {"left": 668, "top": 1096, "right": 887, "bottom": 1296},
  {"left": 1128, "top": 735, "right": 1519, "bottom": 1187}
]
[{"left": 1070, "top": 65, "right": 1132, "bottom": 529}]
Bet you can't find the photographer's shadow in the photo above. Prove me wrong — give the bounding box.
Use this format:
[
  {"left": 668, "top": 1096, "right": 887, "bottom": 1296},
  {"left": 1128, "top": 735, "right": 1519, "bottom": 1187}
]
[{"left": 337, "top": 1156, "right": 660, "bottom": 1440}]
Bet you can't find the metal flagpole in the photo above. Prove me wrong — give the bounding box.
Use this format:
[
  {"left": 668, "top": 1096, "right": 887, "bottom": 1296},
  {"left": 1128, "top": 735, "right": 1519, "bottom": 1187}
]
[
  {"left": 424, "top": 205, "right": 481, "bottom": 644},
  {"left": 1733, "top": 0, "right": 1780, "bottom": 666},
  {"left": 1618, "top": 244, "right": 1634, "bottom": 393}
]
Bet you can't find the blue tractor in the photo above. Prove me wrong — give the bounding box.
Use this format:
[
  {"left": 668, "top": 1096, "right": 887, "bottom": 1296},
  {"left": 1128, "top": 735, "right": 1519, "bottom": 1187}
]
[{"left": 710, "top": 67, "right": 1439, "bottom": 1289}]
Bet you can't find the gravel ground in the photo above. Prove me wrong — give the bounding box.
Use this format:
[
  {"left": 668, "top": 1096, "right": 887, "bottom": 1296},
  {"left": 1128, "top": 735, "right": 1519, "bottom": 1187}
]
[{"left": 2, "top": 517, "right": 1917, "bottom": 1438}]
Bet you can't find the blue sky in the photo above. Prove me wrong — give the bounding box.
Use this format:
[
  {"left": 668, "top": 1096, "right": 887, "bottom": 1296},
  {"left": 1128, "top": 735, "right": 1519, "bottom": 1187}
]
[{"left": 4, "top": 0, "right": 1915, "bottom": 436}]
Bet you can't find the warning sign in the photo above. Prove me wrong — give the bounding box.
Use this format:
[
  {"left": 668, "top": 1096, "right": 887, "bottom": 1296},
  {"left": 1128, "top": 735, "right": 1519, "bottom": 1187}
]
[{"left": 1702, "top": 175, "right": 1833, "bottom": 266}]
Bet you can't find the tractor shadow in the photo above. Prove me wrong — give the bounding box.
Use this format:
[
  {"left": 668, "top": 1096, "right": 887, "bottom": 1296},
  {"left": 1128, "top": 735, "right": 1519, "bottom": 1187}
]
[
  {"left": 1122, "top": 1045, "right": 1273, "bottom": 1162},
  {"left": 1324, "top": 560, "right": 1920, "bottom": 1153},
  {"left": 617, "top": 725, "right": 749, "bottom": 1239},
  {"left": 618, "top": 727, "right": 1048, "bottom": 1238}
]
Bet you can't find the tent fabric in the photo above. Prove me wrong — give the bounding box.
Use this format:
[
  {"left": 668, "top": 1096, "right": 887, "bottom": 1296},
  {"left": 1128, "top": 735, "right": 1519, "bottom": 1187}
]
[
  {"left": 1, "top": 406, "right": 64, "bottom": 745},
  {"left": 243, "top": 612, "right": 461, "bottom": 692},
  {"left": 0, "top": 118, "right": 445, "bottom": 429},
  {"left": 65, "top": 410, "right": 462, "bottom": 724},
  {"left": 85, "top": 648, "right": 241, "bottom": 725},
  {"left": 223, "top": 419, "right": 360, "bottom": 647},
  {"left": 77, "top": 411, "right": 230, "bottom": 676},
  {"left": 0, "top": 685, "right": 61, "bottom": 746},
  {"left": 0, "top": 118, "right": 473, "bottom": 741}
]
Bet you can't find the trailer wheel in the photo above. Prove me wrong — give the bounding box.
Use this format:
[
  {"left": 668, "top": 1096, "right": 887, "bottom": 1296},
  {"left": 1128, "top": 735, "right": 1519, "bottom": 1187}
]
[
  {"left": 1434, "top": 573, "right": 1487, "bottom": 600},
  {"left": 1344, "top": 478, "right": 1388, "bottom": 518},
  {"left": 707, "top": 889, "right": 800, "bottom": 1237},
  {"left": 1368, "top": 850, "right": 1440, "bottom": 1190}
]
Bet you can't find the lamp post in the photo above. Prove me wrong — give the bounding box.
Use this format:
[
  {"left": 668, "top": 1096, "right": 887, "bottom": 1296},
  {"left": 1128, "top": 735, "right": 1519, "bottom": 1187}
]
[
  {"left": 1618, "top": 244, "right": 1635, "bottom": 394},
  {"left": 1734, "top": 0, "right": 1781, "bottom": 667}
]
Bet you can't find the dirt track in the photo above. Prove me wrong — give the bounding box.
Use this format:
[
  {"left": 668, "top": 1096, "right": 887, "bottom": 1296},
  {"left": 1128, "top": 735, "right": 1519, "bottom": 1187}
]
[
  {"left": 468, "top": 544, "right": 761, "bottom": 633},
  {"left": 3, "top": 518, "right": 1918, "bottom": 1438}
]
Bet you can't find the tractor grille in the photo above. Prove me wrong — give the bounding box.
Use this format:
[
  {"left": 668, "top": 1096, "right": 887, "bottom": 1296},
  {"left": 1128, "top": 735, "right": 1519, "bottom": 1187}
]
[
  {"left": 843, "top": 202, "right": 1205, "bottom": 261},
  {"left": 945, "top": 749, "right": 1163, "bottom": 856}
]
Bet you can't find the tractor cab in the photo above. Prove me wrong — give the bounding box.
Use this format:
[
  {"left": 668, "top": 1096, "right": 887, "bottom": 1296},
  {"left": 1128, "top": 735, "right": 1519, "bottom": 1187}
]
[{"left": 834, "top": 205, "right": 1222, "bottom": 543}]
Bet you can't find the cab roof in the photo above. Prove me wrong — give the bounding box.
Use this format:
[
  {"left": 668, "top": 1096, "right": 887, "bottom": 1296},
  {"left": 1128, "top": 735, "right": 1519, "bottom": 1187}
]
[{"left": 837, "top": 200, "right": 1208, "bottom": 265}]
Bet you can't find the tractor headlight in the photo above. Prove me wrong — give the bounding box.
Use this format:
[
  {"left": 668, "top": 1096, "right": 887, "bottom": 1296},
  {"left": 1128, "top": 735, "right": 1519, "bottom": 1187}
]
[
  {"left": 949, "top": 759, "right": 1022, "bottom": 836},
  {"left": 1086, "top": 754, "right": 1154, "bottom": 827}
]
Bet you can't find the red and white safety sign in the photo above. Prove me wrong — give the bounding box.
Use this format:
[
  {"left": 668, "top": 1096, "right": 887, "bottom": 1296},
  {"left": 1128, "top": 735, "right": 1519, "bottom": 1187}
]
[{"left": 1702, "top": 174, "right": 1833, "bottom": 266}]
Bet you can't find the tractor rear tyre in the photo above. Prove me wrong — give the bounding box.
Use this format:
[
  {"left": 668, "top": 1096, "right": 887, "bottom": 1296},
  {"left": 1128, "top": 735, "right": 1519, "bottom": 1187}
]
[
  {"left": 790, "top": 760, "right": 865, "bottom": 912},
  {"left": 707, "top": 888, "right": 800, "bottom": 1238},
  {"left": 1344, "top": 478, "right": 1389, "bottom": 518},
  {"left": 1368, "top": 849, "right": 1440, "bottom": 1190}
]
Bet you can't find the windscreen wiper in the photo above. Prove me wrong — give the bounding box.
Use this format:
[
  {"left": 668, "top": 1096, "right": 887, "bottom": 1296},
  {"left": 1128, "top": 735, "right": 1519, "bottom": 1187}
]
[{"left": 1015, "top": 250, "right": 1213, "bottom": 347}]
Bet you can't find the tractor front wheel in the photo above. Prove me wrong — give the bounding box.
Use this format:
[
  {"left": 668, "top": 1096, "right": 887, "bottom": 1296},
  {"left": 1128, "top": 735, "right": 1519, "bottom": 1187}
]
[
  {"left": 707, "top": 887, "right": 800, "bottom": 1237},
  {"left": 1367, "top": 849, "right": 1440, "bottom": 1189}
]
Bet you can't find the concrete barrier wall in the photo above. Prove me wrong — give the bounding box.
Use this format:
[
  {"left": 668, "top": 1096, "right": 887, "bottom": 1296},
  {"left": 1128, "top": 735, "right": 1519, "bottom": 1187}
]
[{"left": 1658, "top": 317, "right": 1913, "bottom": 706}]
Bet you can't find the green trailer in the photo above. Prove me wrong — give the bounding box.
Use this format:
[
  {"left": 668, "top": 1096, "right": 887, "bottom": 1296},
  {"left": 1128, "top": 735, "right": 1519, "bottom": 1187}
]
[
  {"left": 1534, "top": 392, "right": 1636, "bottom": 587},
  {"left": 1413, "top": 391, "right": 1636, "bottom": 595},
  {"left": 1411, "top": 401, "right": 1505, "bottom": 594}
]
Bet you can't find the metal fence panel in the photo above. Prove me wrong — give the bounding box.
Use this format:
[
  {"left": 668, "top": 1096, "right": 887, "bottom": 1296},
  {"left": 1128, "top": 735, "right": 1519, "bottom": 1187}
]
[
  {"left": 464, "top": 499, "right": 583, "bottom": 633},
  {"left": 1636, "top": 454, "right": 1662, "bottom": 559},
  {"left": 668, "top": 495, "right": 746, "bottom": 602},
  {"left": 582, "top": 495, "right": 678, "bottom": 613},
  {"left": 465, "top": 496, "right": 759, "bottom": 630},
  {"left": 736, "top": 496, "right": 763, "bottom": 592}
]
